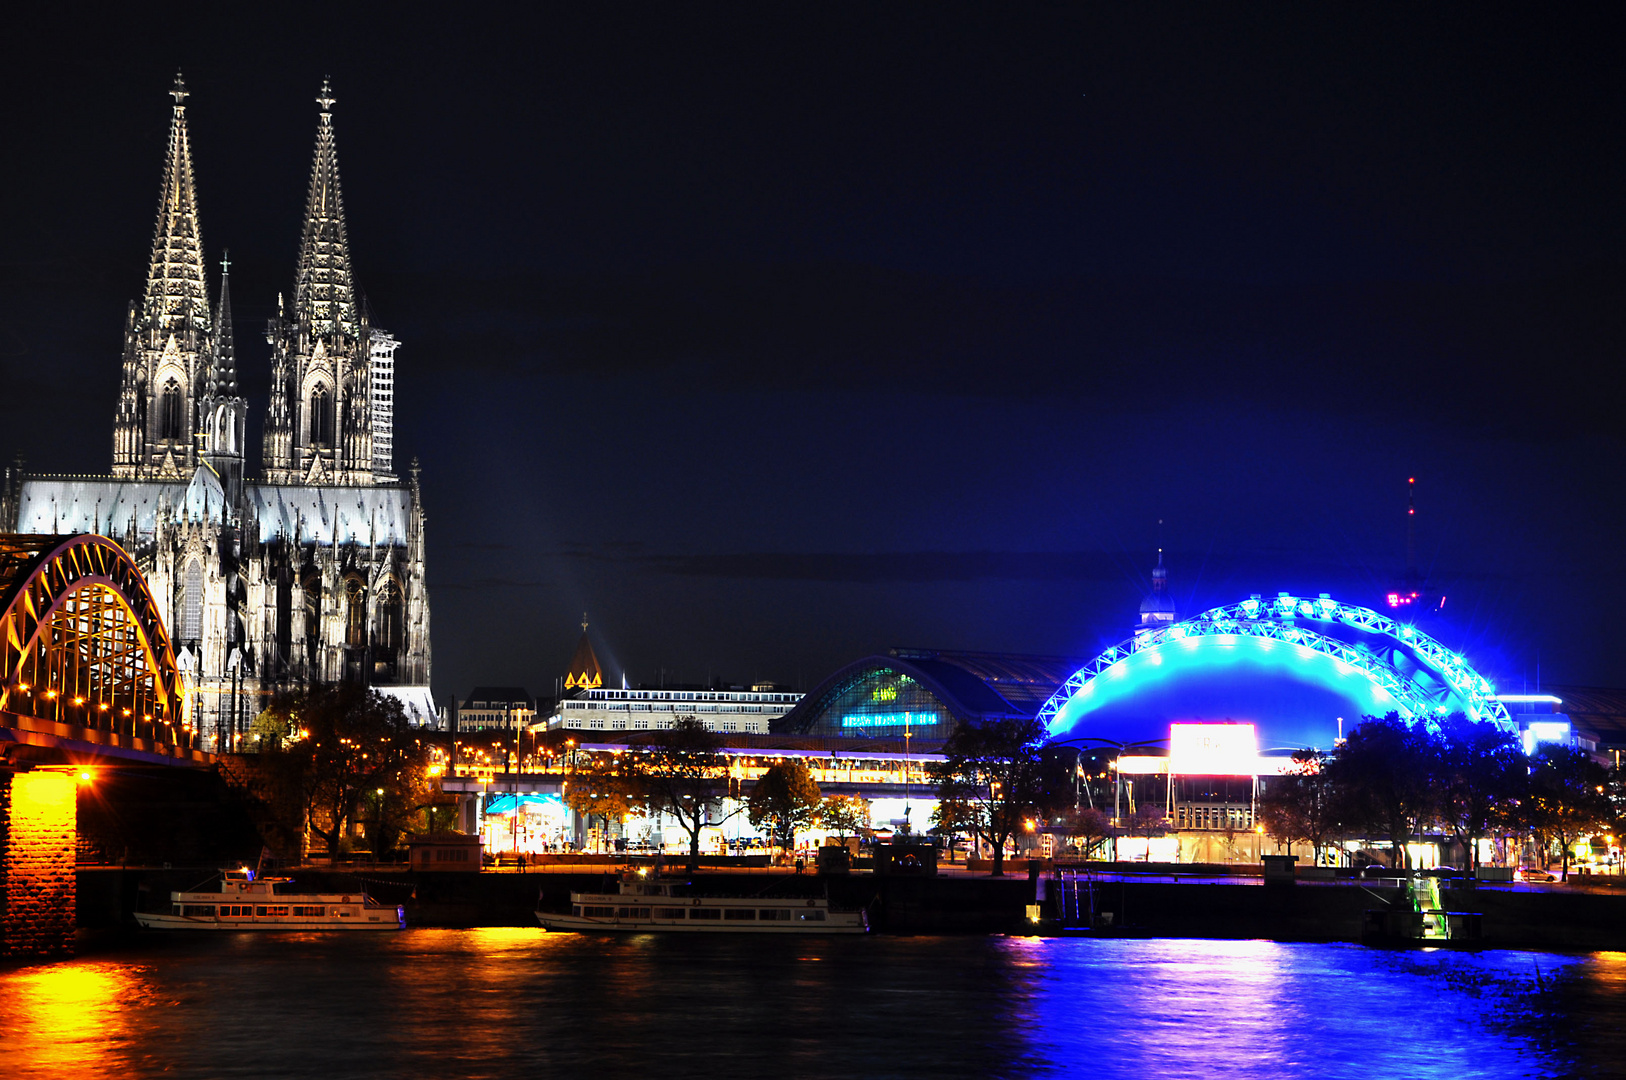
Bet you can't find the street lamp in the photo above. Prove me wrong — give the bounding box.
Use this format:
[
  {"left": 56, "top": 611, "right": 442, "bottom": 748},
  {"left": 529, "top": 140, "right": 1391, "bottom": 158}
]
[
  {"left": 903, "top": 715, "right": 913, "bottom": 832},
  {"left": 375, "top": 787, "right": 386, "bottom": 857}
]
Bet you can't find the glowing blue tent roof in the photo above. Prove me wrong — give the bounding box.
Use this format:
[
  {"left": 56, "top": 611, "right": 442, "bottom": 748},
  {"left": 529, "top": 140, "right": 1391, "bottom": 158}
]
[{"left": 485, "top": 793, "right": 563, "bottom": 815}]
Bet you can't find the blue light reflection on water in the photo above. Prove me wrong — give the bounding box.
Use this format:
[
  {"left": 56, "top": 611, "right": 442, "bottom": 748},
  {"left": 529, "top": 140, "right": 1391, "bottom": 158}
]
[
  {"left": 0, "top": 931, "right": 1615, "bottom": 1079},
  {"left": 1019, "top": 937, "right": 1585, "bottom": 1079}
]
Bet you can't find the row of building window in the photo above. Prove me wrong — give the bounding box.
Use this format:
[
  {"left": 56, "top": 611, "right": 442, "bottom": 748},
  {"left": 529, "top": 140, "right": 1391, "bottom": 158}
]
[
  {"left": 563, "top": 716, "right": 767, "bottom": 733},
  {"left": 1173, "top": 805, "right": 1258, "bottom": 830},
  {"left": 176, "top": 904, "right": 347, "bottom": 917},
  {"left": 561, "top": 701, "right": 780, "bottom": 713},
  {"left": 576, "top": 691, "right": 799, "bottom": 704},
  {"left": 571, "top": 906, "right": 821, "bottom": 922}
]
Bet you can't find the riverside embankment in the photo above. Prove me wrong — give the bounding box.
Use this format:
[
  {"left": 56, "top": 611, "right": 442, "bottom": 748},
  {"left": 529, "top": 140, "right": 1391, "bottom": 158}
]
[{"left": 76, "top": 864, "right": 1626, "bottom": 948}]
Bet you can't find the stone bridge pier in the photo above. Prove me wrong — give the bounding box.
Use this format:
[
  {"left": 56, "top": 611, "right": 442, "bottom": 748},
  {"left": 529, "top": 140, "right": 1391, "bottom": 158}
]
[{"left": 0, "top": 768, "right": 77, "bottom": 957}]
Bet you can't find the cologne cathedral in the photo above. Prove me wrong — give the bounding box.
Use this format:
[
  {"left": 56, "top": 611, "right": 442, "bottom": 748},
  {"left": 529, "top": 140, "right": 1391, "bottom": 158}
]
[{"left": 0, "top": 74, "right": 434, "bottom": 741}]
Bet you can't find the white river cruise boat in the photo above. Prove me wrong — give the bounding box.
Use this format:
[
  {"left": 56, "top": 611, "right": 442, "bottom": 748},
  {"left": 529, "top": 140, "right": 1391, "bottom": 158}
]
[
  {"left": 134, "top": 869, "right": 406, "bottom": 931},
  {"left": 537, "top": 873, "right": 867, "bottom": 934}
]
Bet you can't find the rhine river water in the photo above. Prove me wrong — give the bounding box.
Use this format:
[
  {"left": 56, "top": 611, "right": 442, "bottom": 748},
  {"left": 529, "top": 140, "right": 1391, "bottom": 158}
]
[{"left": 2, "top": 930, "right": 1624, "bottom": 1079}]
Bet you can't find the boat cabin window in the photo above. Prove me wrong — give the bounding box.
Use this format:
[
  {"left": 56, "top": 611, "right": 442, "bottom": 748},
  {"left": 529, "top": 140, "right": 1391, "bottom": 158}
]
[
  {"left": 759, "top": 909, "right": 792, "bottom": 921},
  {"left": 690, "top": 908, "right": 722, "bottom": 920},
  {"left": 796, "top": 910, "right": 826, "bottom": 922},
  {"left": 183, "top": 905, "right": 215, "bottom": 917},
  {"left": 615, "top": 907, "right": 651, "bottom": 919},
  {"left": 293, "top": 905, "right": 324, "bottom": 917},
  {"left": 723, "top": 909, "right": 756, "bottom": 920},
  {"left": 655, "top": 908, "right": 687, "bottom": 919},
  {"left": 581, "top": 905, "right": 617, "bottom": 917}
]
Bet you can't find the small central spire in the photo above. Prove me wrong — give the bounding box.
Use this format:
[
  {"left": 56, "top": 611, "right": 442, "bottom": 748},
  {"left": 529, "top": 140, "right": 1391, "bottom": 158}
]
[
  {"left": 211, "top": 250, "right": 237, "bottom": 396},
  {"left": 170, "top": 71, "right": 189, "bottom": 105},
  {"left": 581, "top": 611, "right": 589, "bottom": 634},
  {"left": 316, "top": 77, "right": 335, "bottom": 112}
]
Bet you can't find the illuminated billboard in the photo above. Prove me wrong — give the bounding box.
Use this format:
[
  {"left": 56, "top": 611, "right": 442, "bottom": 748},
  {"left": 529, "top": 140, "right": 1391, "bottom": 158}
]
[
  {"left": 1168, "top": 723, "right": 1258, "bottom": 776},
  {"left": 840, "top": 711, "right": 940, "bottom": 731}
]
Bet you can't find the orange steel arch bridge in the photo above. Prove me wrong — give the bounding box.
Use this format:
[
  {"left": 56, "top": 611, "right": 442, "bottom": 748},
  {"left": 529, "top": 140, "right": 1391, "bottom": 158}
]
[
  {"left": 1, "top": 533, "right": 208, "bottom": 768},
  {"left": 2, "top": 534, "right": 215, "bottom": 956}
]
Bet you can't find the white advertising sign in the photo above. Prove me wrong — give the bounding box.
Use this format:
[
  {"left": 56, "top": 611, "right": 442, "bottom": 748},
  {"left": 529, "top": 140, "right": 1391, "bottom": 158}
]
[{"left": 1169, "top": 723, "right": 1259, "bottom": 776}]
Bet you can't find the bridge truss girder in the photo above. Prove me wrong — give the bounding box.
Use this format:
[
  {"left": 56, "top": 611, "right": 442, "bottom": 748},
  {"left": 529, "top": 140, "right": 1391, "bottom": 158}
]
[{"left": 1, "top": 534, "right": 193, "bottom": 752}]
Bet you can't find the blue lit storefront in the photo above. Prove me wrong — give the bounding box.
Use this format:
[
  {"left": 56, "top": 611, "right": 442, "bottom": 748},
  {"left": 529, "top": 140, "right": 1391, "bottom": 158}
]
[
  {"left": 772, "top": 649, "right": 1084, "bottom": 832},
  {"left": 479, "top": 792, "right": 573, "bottom": 854},
  {"left": 775, "top": 648, "right": 1083, "bottom": 742}
]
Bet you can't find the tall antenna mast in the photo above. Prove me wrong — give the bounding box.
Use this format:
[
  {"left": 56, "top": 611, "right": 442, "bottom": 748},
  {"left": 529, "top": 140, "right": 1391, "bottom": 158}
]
[{"left": 1406, "top": 477, "right": 1417, "bottom": 580}]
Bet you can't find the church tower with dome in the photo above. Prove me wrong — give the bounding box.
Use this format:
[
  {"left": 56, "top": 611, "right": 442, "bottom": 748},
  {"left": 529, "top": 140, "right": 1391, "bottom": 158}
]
[{"left": 1138, "top": 549, "right": 1178, "bottom": 634}]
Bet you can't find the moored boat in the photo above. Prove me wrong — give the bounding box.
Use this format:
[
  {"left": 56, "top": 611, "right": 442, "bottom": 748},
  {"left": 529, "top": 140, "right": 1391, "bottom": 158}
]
[
  {"left": 134, "top": 868, "right": 405, "bottom": 931},
  {"left": 537, "top": 872, "right": 867, "bottom": 934}
]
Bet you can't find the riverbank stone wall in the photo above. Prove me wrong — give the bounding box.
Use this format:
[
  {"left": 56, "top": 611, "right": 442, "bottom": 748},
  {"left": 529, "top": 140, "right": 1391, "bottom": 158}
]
[{"left": 0, "top": 770, "right": 77, "bottom": 956}]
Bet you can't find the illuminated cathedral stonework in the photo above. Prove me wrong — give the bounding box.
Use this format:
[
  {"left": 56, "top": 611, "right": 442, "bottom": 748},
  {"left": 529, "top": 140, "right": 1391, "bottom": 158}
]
[{"left": 0, "top": 74, "right": 434, "bottom": 739}]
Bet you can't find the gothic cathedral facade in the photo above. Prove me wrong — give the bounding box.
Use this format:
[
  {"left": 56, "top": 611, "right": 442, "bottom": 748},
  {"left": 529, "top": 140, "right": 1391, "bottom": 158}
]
[{"left": 0, "top": 74, "right": 434, "bottom": 739}]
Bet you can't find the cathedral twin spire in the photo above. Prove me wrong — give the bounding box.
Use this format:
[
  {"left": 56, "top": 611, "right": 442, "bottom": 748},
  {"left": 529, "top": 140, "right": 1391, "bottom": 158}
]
[
  {"left": 143, "top": 74, "right": 211, "bottom": 335},
  {"left": 265, "top": 77, "right": 377, "bottom": 486},
  {"left": 293, "top": 80, "right": 359, "bottom": 340},
  {"left": 114, "top": 73, "right": 388, "bottom": 489},
  {"left": 114, "top": 72, "right": 222, "bottom": 481}
]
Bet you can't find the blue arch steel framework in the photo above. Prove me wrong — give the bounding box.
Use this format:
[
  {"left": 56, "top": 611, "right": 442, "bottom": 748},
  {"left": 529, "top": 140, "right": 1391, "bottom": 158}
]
[{"left": 1038, "top": 593, "right": 1513, "bottom": 738}]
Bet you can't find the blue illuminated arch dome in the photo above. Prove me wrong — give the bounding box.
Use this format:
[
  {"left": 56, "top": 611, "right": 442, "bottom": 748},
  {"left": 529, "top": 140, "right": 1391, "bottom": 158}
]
[{"left": 1040, "top": 593, "right": 1513, "bottom": 752}]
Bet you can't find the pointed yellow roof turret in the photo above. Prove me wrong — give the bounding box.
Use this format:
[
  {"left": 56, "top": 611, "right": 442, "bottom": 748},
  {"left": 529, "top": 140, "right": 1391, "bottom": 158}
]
[{"left": 564, "top": 613, "right": 603, "bottom": 690}]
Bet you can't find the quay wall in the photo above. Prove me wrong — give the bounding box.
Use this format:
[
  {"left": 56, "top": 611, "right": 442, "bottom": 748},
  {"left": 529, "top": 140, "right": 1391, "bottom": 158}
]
[{"left": 76, "top": 866, "right": 1626, "bottom": 949}]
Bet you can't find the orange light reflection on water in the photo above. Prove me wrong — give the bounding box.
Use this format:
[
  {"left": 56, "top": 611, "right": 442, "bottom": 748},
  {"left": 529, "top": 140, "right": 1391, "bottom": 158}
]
[
  {"left": 378, "top": 928, "right": 556, "bottom": 1068},
  {"left": 0, "top": 962, "right": 148, "bottom": 1077}
]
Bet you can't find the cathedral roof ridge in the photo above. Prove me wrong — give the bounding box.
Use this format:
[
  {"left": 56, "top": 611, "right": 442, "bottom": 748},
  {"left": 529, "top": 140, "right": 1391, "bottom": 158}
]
[
  {"left": 16, "top": 470, "right": 134, "bottom": 482},
  {"left": 244, "top": 484, "right": 412, "bottom": 547},
  {"left": 182, "top": 463, "right": 228, "bottom": 522}
]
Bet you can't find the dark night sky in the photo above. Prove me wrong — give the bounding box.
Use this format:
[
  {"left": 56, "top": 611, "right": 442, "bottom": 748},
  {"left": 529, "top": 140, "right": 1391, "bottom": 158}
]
[{"left": 3, "top": 6, "right": 1623, "bottom": 699}]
